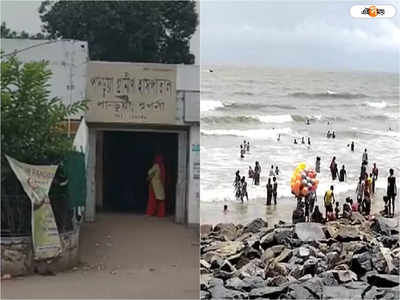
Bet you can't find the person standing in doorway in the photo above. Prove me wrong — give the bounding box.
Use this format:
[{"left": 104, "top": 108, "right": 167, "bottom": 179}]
[{"left": 146, "top": 154, "right": 166, "bottom": 217}]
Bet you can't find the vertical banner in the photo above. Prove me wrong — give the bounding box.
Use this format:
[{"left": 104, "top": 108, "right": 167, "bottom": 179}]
[{"left": 5, "top": 155, "right": 62, "bottom": 260}]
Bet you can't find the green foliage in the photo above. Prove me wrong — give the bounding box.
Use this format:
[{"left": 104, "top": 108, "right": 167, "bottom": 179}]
[
  {"left": 39, "top": 1, "right": 198, "bottom": 63},
  {"left": 1, "top": 22, "right": 47, "bottom": 40},
  {"left": 1, "top": 56, "right": 87, "bottom": 169}
]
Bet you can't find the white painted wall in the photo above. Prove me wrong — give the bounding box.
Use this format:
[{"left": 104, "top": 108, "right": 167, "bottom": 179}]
[
  {"left": 1, "top": 39, "right": 88, "bottom": 118},
  {"left": 187, "top": 125, "right": 200, "bottom": 225}
]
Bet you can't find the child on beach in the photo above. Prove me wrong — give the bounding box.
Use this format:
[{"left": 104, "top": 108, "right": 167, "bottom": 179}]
[
  {"left": 311, "top": 205, "right": 324, "bottom": 223},
  {"left": 343, "top": 202, "right": 352, "bottom": 218},
  {"left": 335, "top": 202, "right": 340, "bottom": 219},
  {"left": 324, "top": 185, "right": 335, "bottom": 219}
]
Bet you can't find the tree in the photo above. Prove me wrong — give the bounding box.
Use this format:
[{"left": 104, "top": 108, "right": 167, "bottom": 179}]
[
  {"left": 1, "top": 56, "right": 87, "bottom": 178},
  {"left": 1, "top": 22, "right": 48, "bottom": 40},
  {"left": 38, "top": 1, "right": 198, "bottom": 63}
]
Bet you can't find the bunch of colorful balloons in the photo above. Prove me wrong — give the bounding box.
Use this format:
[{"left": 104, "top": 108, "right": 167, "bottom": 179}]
[{"left": 290, "top": 162, "right": 319, "bottom": 198}]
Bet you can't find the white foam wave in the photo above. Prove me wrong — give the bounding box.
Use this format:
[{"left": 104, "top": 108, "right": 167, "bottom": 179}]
[
  {"left": 365, "top": 101, "right": 387, "bottom": 108},
  {"left": 384, "top": 112, "right": 400, "bottom": 120},
  {"left": 201, "top": 100, "right": 224, "bottom": 112},
  {"left": 201, "top": 128, "right": 292, "bottom": 139},
  {"left": 257, "top": 114, "right": 293, "bottom": 124}
]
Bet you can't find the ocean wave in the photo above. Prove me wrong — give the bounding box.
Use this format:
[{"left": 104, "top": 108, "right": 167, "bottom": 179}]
[
  {"left": 201, "top": 115, "right": 263, "bottom": 125},
  {"left": 257, "top": 114, "right": 293, "bottom": 124},
  {"left": 364, "top": 101, "right": 387, "bottom": 108},
  {"left": 201, "top": 100, "right": 224, "bottom": 112},
  {"left": 201, "top": 128, "right": 292, "bottom": 139},
  {"left": 350, "top": 127, "right": 400, "bottom": 138},
  {"left": 223, "top": 103, "right": 296, "bottom": 110},
  {"left": 289, "top": 91, "right": 368, "bottom": 99},
  {"left": 231, "top": 91, "right": 255, "bottom": 96},
  {"left": 201, "top": 114, "right": 293, "bottom": 125},
  {"left": 384, "top": 112, "right": 400, "bottom": 120}
]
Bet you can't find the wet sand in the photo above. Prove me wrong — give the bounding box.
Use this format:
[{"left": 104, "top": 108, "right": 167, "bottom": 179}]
[
  {"left": 2, "top": 213, "right": 199, "bottom": 299},
  {"left": 201, "top": 188, "right": 399, "bottom": 225}
]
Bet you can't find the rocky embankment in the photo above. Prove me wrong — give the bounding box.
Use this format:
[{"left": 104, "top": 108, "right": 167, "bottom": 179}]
[{"left": 200, "top": 214, "right": 400, "bottom": 299}]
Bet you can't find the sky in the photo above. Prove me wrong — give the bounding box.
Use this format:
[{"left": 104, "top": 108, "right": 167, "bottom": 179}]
[
  {"left": 1, "top": 1, "right": 399, "bottom": 72},
  {"left": 201, "top": 1, "right": 400, "bottom": 72}
]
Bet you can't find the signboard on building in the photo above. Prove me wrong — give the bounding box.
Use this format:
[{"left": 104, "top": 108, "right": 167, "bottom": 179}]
[
  {"left": 85, "top": 62, "right": 177, "bottom": 124},
  {"left": 5, "top": 155, "right": 61, "bottom": 260}
]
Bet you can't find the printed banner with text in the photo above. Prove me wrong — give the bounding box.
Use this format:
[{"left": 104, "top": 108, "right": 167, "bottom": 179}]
[{"left": 6, "top": 155, "right": 62, "bottom": 260}]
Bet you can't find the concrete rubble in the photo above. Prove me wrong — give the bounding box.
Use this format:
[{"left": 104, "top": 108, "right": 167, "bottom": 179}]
[{"left": 200, "top": 216, "right": 400, "bottom": 299}]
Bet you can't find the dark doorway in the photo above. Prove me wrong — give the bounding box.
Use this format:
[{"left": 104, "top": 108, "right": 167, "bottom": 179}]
[{"left": 102, "top": 131, "right": 178, "bottom": 215}]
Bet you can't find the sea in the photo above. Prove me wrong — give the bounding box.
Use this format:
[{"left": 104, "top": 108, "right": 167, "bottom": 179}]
[{"left": 200, "top": 66, "right": 400, "bottom": 206}]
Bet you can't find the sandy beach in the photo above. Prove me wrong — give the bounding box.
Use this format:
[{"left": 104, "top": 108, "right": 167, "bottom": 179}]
[{"left": 201, "top": 188, "right": 399, "bottom": 226}]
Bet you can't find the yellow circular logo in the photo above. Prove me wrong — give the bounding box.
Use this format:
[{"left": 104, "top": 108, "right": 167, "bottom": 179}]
[{"left": 369, "top": 5, "right": 378, "bottom": 17}]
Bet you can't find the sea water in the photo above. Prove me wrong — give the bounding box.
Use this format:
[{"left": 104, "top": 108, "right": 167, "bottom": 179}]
[{"left": 201, "top": 66, "right": 399, "bottom": 205}]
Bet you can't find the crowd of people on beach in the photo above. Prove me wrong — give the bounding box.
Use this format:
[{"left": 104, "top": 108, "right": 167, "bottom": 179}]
[
  {"left": 230, "top": 135, "right": 397, "bottom": 223},
  {"left": 293, "top": 147, "right": 398, "bottom": 224}
]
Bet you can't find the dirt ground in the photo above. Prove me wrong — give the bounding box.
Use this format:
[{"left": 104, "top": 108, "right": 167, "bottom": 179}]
[{"left": 1, "top": 213, "right": 200, "bottom": 299}]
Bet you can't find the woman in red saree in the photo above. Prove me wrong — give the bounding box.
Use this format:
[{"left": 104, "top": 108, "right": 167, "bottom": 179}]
[{"left": 146, "top": 154, "right": 166, "bottom": 217}]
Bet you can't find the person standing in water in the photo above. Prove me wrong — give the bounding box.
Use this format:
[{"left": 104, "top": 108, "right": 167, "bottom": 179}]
[
  {"left": 240, "top": 176, "right": 248, "bottom": 203},
  {"left": 362, "top": 149, "right": 368, "bottom": 165},
  {"left": 248, "top": 166, "right": 254, "bottom": 179},
  {"left": 269, "top": 165, "right": 275, "bottom": 177},
  {"left": 339, "top": 165, "right": 347, "bottom": 182},
  {"left": 351, "top": 141, "right": 355, "bottom": 152},
  {"left": 272, "top": 176, "right": 278, "bottom": 205},
  {"left": 240, "top": 145, "right": 245, "bottom": 159},
  {"left": 332, "top": 131, "right": 336, "bottom": 139},
  {"left": 247, "top": 141, "right": 250, "bottom": 152},
  {"left": 372, "top": 163, "right": 378, "bottom": 194},
  {"left": 266, "top": 178, "right": 273, "bottom": 205},
  {"left": 330, "top": 157, "right": 338, "bottom": 180},
  {"left": 294, "top": 139, "right": 298, "bottom": 144},
  {"left": 387, "top": 169, "right": 397, "bottom": 217},
  {"left": 234, "top": 170, "right": 241, "bottom": 198},
  {"left": 308, "top": 137, "right": 311, "bottom": 146},
  {"left": 277, "top": 134, "right": 281, "bottom": 142},
  {"left": 315, "top": 157, "right": 321, "bottom": 173},
  {"left": 275, "top": 166, "right": 279, "bottom": 176},
  {"left": 301, "top": 137, "right": 305, "bottom": 144},
  {"left": 254, "top": 161, "right": 261, "bottom": 185}
]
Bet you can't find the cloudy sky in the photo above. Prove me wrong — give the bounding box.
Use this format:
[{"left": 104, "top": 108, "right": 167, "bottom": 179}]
[
  {"left": 201, "top": 1, "right": 399, "bottom": 72},
  {"left": 2, "top": 1, "right": 399, "bottom": 72}
]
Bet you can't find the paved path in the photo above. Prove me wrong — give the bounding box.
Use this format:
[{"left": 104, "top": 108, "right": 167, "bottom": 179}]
[{"left": 2, "top": 213, "right": 199, "bottom": 299}]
